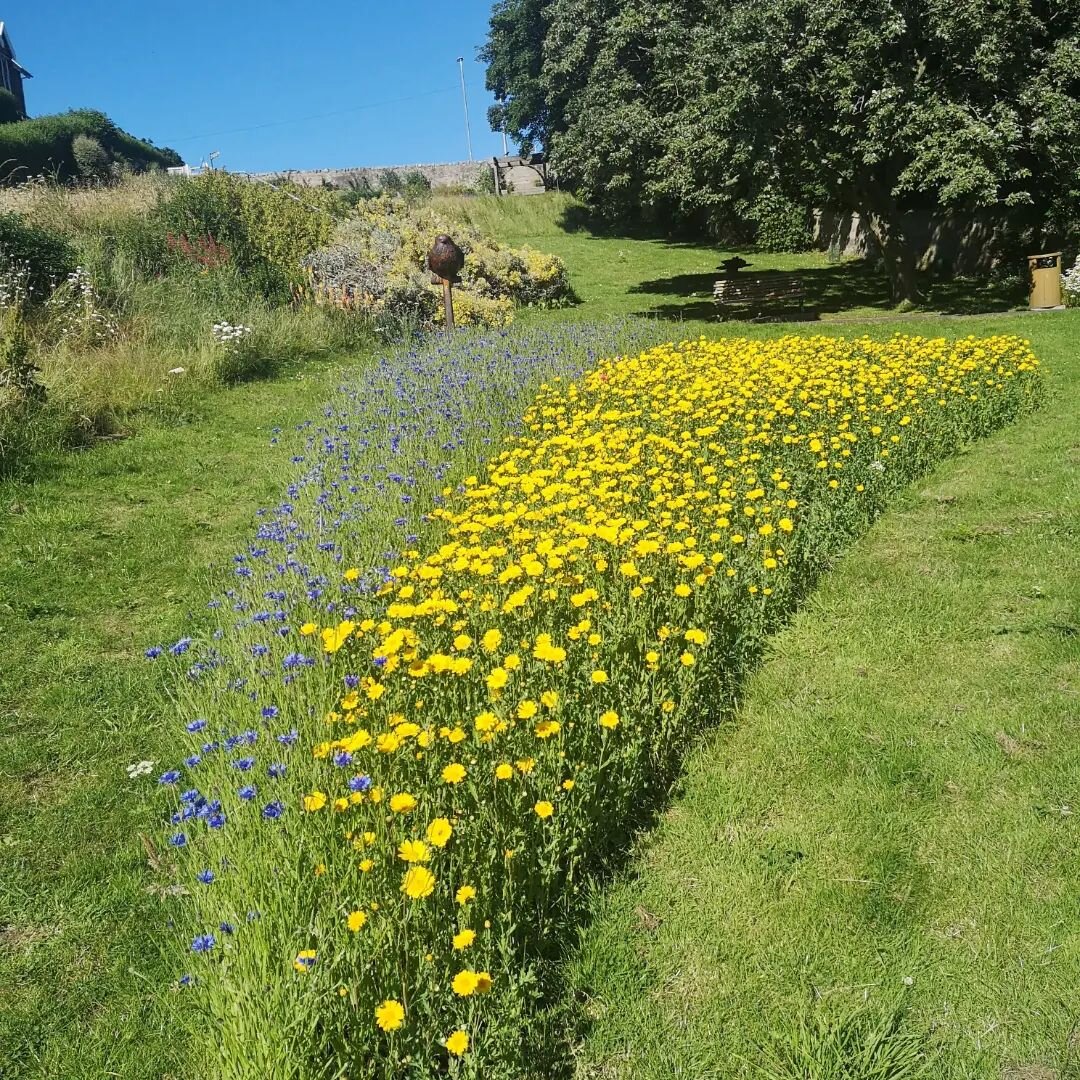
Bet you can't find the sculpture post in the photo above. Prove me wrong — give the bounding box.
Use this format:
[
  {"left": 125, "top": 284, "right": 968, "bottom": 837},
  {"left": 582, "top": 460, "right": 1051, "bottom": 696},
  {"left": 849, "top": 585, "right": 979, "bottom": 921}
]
[{"left": 427, "top": 235, "right": 465, "bottom": 333}]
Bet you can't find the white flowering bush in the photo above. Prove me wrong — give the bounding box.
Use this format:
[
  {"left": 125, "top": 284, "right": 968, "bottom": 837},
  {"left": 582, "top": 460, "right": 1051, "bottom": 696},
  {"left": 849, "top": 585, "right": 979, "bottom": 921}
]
[
  {"left": 43, "top": 267, "right": 117, "bottom": 346},
  {"left": 1062, "top": 255, "right": 1080, "bottom": 307},
  {"left": 209, "top": 320, "right": 261, "bottom": 382}
]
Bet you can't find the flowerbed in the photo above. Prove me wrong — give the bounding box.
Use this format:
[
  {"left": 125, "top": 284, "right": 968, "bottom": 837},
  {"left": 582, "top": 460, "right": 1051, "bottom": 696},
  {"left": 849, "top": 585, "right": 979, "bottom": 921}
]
[{"left": 154, "top": 332, "right": 1041, "bottom": 1078}]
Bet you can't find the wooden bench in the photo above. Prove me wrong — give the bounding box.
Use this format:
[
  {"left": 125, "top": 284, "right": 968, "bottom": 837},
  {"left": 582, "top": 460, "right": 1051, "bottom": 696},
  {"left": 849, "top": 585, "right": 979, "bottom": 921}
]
[{"left": 713, "top": 273, "right": 804, "bottom": 318}]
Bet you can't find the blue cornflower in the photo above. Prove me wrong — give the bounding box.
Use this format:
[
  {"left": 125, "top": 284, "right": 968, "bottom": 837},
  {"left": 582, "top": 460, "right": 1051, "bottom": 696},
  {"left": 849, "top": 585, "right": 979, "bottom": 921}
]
[
  {"left": 373, "top": 655, "right": 388, "bottom": 669},
  {"left": 184, "top": 755, "right": 201, "bottom": 769},
  {"left": 191, "top": 934, "right": 215, "bottom": 954},
  {"left": 261, "top": 706, "right": 279, "bottom": 719},
  {"left": 242, "top": 730, "right": 258, "bottom": 745},
  {"left": 282, "top": 653, "right": 314, "bottom": 670},
  {"left": 277, "top": 730, "right": 299, "bottom": 746},
  {"left": 251, "top": 644, "right": 270, "bottom": 657},
  {"left": 348, "top": 774, "right": 372, "bottom": 793},
  {"left": 169, "top": 638, "right": 193, "bottom": 657},
  {"left": 231, "top": 757, "right": 255, "bottom": 772},
  {"left": 179, "top": 974, "right": 194, "bottom": 987},
  {"left": 196, "top": 869, "right": 215, "bottom": 885},
  {"left": 219, "top": 922, "right": 235, "bottom": 935},
  {"left": 224, "top": 735, "right": 244, "bottom": 751},
  {"left": 344, "top": 674, "right": 360, "bottom": 689},
  {"left": 206, "top": 812, "right": 226, "bottom": 829},
  {"left": 145, "top": 646, "right": 164, "bottom": 660},
  {"left": 262, "top": 801, "right": 285, "bottom": 820},
  {"left": 238, "top": 785, "right": 257, "bottom": 801},
  {"left": 158, "top": 770, "right": 181, "bottom": 786},
  {"left": 333, "top": 751, "right": 352, "bottom": 768},
  {"left": 268, "top": 763, "right": 286, "bottom": 779},
  {"left": 186, "top": 718, "right": 208, "bottom": 733},
  {"left": 179, "top": 789, "right": 200, "bottom": 804},
  {"left": 200, "top": 741, "right": 220, "bottom": 754},
  {"left": 169, "top": 832, "right": 187, "bottom": 847}
]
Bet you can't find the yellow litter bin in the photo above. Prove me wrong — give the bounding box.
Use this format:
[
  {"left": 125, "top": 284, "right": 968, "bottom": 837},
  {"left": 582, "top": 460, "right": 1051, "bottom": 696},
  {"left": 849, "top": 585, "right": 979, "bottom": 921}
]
[{"left": 1028, "top": 252, "right": 1063, "bottom": 309}]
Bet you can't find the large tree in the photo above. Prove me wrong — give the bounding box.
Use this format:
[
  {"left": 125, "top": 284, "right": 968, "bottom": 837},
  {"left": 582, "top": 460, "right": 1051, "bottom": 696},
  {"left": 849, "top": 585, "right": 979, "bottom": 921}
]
[{"left": 482, "top": 0, "right": 1080, "bottom": 302}]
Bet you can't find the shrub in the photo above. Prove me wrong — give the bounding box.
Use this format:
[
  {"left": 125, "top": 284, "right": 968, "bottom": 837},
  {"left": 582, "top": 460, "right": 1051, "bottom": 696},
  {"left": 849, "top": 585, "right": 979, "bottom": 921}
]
[
  {"left": 474, "top": 165, "right": 497, "bottom": 195},
  {"left": 0, "top": 212, "right": 77, "bottom": 300},
  {"left": 302, "top": 195, "right": 574, "bottom": 328},
  {"left": 71, "top": 134, "right": 112, "bottom": 181},
  {"left": 402, "top": 171, "right": 432, "bottom": 201},
  {"left": 0, "top": 109, "right": 181, "bottom": 182},
  {"left": 744, "top": 187, "right": 813, "bottom": 253},
  {"left": 152, "top": 330, "right": 1041, "bottom": 1078},
  {"left": 152, "top": 171, "right": 338, "bottom": 299}
]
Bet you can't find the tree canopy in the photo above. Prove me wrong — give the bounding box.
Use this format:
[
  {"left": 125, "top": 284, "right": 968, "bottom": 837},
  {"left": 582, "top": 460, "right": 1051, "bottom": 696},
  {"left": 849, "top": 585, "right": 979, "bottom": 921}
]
[{"left": 482, "top": 0, "right": 1080, "bottom": 300}]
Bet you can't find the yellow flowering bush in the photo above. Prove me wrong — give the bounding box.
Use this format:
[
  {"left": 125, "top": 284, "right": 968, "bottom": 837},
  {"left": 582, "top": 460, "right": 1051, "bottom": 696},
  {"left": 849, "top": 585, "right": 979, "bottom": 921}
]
[
  {"left": 301, "top": 195, "right": 573, "bottom": 330},
  {"left": 164, "top": 333, "right": 1040, "bottom": 1077}
]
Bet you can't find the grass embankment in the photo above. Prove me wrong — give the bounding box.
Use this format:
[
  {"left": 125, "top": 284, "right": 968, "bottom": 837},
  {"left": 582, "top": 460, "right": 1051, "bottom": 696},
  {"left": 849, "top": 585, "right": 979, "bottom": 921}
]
[
  {"left": 571, "top": 313, "right": 1080, "bottom": 1079},
  {"left": 0, "top": 357, "right": 366, "bottom": 1078}
]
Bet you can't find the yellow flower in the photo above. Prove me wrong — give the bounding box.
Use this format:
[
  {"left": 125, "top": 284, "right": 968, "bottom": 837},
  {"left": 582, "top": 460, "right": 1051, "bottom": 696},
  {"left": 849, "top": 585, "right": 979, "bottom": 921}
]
[
  {"left": 453, "top": 633, "right": 472, "bottom": 651},
  {"left": 591, "top": 670, "right": 608, "bottom": 684},
  {"left": 452, "top": 928, "right": 476, "bottom": 950},
  {"left": 495, "top": 762, "right": 514, "bottom": 780},
  {"left": 685, "top": 628, "right": 707, "bottom": 645},
  {"left": 599, "top": 710, "right": 620, "bottom": 729},
  {"left": 456, "top": 884, "right": 476, "bottom": 905},
  {"left": 481, "top": 628, "right": 503, "bottom": 652},
  {"left": 534, "top": 800, "right": 554, "bottom": 819},
  {"left": 426, "top": 817, "right": 453, "bottom": 848},
  {"left": 397, "top": 839, "right": 430, "bottom": 863},
  {"left": 516, "top": 757, "right": 536, "bottom": 774},
  {"left": 401, "top": 865, "right": 436, "bottom": 900},
  {"left": 389, "top": 792, "right": 417, "bottom": 813},
  {"left": 680, "top": 652, "right": 696, "bottom": 667},
  {"left": 344, "top": 568, "right": 361, "bottom": 582},
  {"left": 452, "top": 970, "right": 480, "bottom": 996},
  {"left": 541, "top": 689, "right": 559, "bottom": 709},
  {"left": 486, "top": 667, "right": 509, "bottom": 691},
  {"left": 347, "top": 910, "right": 368, "bottom": 932},
  {"left": 562, "top": 778, "right": 575, "bottom": 791},
  {"left": 534, "top": 719, "right": 561, "bottom": 739},
  {"left": 442, "top": 762, "right": 467, "bottom": 784},
  {"left": 375, "top": 998, "right": 404, "bottom": 1032},
  {"left": 300, "top": 622, "right": 317, "bottom": 636},
  {"left": 303, "top": 791, "right": 327, "bottom": 813},
  {"left": 445, "top": 1029, "right": 469, "bottom": 1056},
  {"left": 358, "top": 858, "right": 374, "bottom": 873},
  {"left": 517, "top": 699, "right": 539, "bottom": 720},
  {"left": 674, "top": 583, "right": 692, "bottom": 597}
]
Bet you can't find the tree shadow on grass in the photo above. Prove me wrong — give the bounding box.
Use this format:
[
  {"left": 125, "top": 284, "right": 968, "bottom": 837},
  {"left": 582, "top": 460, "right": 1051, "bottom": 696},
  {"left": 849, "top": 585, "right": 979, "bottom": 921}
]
[{"left": 629, "top": 260, "right": 1026, "bottom": 322}]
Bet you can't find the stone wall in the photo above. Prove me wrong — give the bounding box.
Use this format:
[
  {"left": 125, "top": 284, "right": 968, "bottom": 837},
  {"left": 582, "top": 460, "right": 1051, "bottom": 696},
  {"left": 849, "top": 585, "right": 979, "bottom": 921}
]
[
  {"left": 256, "top": 160, "right": 493, "bottom": 192},
  {"left": 813, "top": 209, "right": 1011, "bottom": 275}
]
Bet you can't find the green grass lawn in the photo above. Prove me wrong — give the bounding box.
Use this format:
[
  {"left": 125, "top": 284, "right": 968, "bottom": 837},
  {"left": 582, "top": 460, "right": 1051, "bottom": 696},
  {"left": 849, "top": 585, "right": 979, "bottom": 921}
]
[
  {"left": 568, "top": 312, "right": 1080, "bottom": 1079},
  {"left": 0, "top": 192, "right": 1073, "bottom": 1078},
  {"left": 0, "top": 355, "right": 372, "bottom": 1078}
]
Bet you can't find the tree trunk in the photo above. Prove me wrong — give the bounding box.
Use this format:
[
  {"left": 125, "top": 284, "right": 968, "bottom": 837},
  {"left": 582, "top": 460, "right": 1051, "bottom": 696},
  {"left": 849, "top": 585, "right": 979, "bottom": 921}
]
[{"left": 863, "top": 208, "right": 921, "bottom": 306}]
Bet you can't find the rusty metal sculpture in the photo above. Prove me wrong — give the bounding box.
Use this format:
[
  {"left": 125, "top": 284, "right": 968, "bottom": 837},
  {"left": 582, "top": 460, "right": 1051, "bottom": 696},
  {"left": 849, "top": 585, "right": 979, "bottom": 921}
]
[{"left": 428, "top": 235, "right": 465, "bottom": 331}]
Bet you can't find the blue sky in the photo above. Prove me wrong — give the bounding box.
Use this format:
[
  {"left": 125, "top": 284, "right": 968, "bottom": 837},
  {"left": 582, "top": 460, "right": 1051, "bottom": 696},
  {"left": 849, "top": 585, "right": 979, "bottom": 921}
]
[{"left": 8, "top": 1, "right": 509, "bottom": 172}]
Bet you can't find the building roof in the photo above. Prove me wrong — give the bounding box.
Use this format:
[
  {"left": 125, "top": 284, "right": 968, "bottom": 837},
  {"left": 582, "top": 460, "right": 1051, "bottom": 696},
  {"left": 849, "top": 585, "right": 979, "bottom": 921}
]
[{"left": 0, "top": 22, "right": 31, "bottom": 78}]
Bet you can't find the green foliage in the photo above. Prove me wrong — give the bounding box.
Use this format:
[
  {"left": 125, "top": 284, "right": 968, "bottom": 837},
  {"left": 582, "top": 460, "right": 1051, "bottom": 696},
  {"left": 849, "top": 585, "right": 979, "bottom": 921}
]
[
  {"left": 481, "top": 0, "right": 552, "bottom": 155},
  {"left": 152, "top": 171, "right": 338, "bottom": 299},
  {"left": 483, "top": 0, "right": 1080, "bottom": 302},
  {"left": 377, "top": 169, "right": 405, "bottom": 195},
  {"left": 71, "top": 134, "right": 112, "bottom": 182},
  {"left": 745, "top": 188, "right": 813, "bottom": 253},
  {"left": 475, "top": 165, "right": 498, "bottom": 195},
  {"left": 0, "top": 109, "right": 181, "bottom": 182},
  {"left": 0, "top": 88, "right": 22, "bottom": 125},
  {"left": 402, "top": 170, "right": 432, "bottom": 201},
  {"left": 0, "top": 212, "right": 77, "bottom": 299}
]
